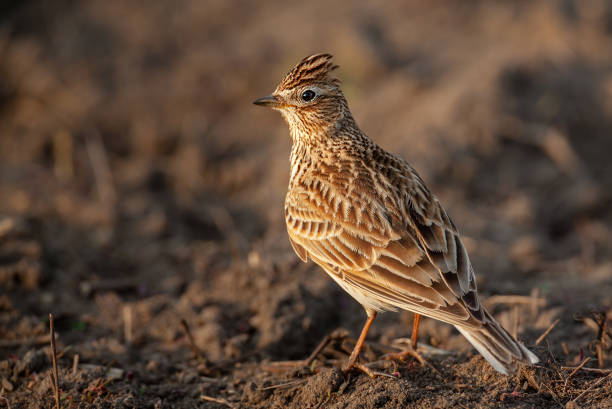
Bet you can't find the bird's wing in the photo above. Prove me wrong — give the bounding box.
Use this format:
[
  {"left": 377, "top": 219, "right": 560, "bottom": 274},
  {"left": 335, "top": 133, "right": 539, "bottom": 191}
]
[
  {"left": 401, "top": 172, "right": 484, "bottom": 322},
  {"left": 285, "top": 177, "right": 483, "bottom": 326}
]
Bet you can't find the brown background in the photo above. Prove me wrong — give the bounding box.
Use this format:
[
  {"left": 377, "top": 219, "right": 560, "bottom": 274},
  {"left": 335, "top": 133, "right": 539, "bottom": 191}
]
[{"left": 0, "top": 1, "right": 611, "bottom": 407}]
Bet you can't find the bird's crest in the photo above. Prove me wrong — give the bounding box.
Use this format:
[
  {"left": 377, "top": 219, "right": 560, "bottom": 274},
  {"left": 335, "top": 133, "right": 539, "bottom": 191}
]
[{"left": 277, "top": 53, "right": 340, "bottom": 91}]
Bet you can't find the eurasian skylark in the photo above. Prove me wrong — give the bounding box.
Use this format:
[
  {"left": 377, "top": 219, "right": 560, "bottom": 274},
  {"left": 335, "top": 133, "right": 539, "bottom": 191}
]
[{"left": 254, "top": 53, "right": 539, "bottom": 375}]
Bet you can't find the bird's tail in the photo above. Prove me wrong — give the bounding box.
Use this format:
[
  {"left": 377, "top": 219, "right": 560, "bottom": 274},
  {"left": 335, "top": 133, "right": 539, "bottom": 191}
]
[{"left": 455, "top": 309, "right": 539, "bottom": 375}]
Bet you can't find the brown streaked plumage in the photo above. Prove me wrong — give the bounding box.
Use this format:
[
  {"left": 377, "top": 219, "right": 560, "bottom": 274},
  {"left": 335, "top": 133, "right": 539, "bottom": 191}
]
[{"left": 254, "top": 53, "right": 539, "bottom": 375}]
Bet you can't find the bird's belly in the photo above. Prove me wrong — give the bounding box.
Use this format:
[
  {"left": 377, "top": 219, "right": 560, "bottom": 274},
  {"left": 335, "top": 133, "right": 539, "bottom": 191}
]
[{"left": 325, "top": 269, "right": 398, "bottom": 313}]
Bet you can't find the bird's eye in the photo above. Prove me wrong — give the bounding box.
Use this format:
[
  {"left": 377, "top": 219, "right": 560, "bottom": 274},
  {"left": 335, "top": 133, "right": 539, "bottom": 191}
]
[{"left": 301, "top": 90, "right": 316, "bottom": 102}]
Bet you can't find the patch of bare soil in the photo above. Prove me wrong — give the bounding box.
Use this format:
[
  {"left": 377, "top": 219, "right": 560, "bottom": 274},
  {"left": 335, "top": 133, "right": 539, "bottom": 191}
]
[{"left": 1, "top": 1, "right": 611, "bottom": 408}]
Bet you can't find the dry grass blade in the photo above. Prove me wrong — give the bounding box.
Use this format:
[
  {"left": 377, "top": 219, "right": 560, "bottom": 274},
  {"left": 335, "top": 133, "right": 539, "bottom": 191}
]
[
  {"left": 259, "top": 380, "right": 308, "bottom": 390},
  {"left": 49, "top": 314, "right": 60, "bottom": 409},
  {"left": 200, "top": 395, "right": 236, "bottom": 408},
  {"left": 535, "top": 318, "right": 560, "bottom": 346}
]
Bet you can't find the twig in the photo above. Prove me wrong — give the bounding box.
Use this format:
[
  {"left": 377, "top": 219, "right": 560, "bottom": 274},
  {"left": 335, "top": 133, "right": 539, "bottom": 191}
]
[
  {"left": 581, "top": 310, "right": 609, "bottom": 369},
  {"left": 567, "top": 372, "right": 612, "bottom": 405},
  {"left": 535, "top": 318, "right": 560, "bottom": 346},
  {"left": 49, "top": 314, "right": 60, "bottom": 409},
  {"left": 123, "top": 305, "right": 133, "bottom": 344},
  {"left": 354, "top": 362, "right": 396, "bottom": 379},
  {"left": 259, "top": 331, "right": 342, "bottom": 373},
  {"left": 303, "top": 332, "right": 334, "bottom": 367},
  {"left": 560, "top": 366, "right": 612, "bottom": 374},
  {"left": 304, "top": 329, "right": 348, "bottom": 367},
  {"left": 72, "top": 354, "right": 79, "bottom": 375},
  {"left": 260, "top": 329, "right": 347, "bottom": 373},
  {"left": 200, "top": 395, "right": 236, "bottom": 408},
  {"left": 56, "top": 346, "right": 72, "bottom": 360},
  {"left": 596, "top": 343, "right": 604, "bottom": 369},
  {"left": 567, "top": 357, "right": 591, "bottom": 381},
  {"left": 180, "top": 319, "right": 205, "bottom": 364},
  {"left": 561, "top": 342, "right": 569, "bottom": 356},
  {"left": 598, "top": 311, "right": 607, "bottom": 369}
]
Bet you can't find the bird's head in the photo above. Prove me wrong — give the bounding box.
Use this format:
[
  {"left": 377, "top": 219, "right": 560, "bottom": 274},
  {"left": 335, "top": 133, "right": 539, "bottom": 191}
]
[{"left": 254, "top": 54, "right": 351, "bottom": 142}]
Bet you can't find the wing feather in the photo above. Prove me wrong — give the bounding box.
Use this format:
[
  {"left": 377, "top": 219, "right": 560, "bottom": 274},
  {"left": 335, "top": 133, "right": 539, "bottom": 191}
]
[{"left": 285, "top": 159, "right": 482, "bottom": 326}]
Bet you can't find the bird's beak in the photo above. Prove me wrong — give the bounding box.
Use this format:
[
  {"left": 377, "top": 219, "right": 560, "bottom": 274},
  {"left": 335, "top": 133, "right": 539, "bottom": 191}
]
[{"left": 253, "top": 95, "right": 280, "bottom": 108}]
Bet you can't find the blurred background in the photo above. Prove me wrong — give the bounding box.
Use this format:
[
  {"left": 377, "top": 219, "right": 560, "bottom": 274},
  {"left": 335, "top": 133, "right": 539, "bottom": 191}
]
[{"left": 0, "top": 1, "right": 611, "bottom": 407}]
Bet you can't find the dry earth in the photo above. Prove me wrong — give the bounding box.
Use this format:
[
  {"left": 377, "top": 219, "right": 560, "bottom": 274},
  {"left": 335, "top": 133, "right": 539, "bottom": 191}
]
[{"left": 0, "top": 1, "right": 611, "bottom": 408}]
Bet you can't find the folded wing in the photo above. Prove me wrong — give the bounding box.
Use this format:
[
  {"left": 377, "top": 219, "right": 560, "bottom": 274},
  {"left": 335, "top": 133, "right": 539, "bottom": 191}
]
[{"left": 285, "top": 175, "right": 484, "bottom": 328}]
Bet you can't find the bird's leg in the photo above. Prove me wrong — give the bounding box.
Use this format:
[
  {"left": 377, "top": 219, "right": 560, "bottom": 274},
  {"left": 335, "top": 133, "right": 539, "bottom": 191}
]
[
  {"left": 383, "top": 313, "right": 440, "bottom": 373},
  {"left": 384, "top": 313, "right": 422, "bottom": 361},
  {"left": 343, "top": 311, "right": 377, "bottom": 373},
  {"left": 411, "top": 313, "right": 421, "bottom": 350}
]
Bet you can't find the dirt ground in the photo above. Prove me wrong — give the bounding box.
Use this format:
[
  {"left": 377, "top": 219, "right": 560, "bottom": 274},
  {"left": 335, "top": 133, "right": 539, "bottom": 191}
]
[{"left": 1, "top": 1, "right": 611, "bottom": 408}]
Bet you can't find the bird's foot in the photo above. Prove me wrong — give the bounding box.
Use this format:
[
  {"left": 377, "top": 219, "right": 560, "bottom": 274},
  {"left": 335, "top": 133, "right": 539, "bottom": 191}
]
[
  {"left": 383, "top": 347, "right": 442, "bottom": 376},
  {"left": 342, "top": 361, "right": 397, "bottom": 378},
  {"left": 383, "top": 348, "right": 426, "bottom": 366}
]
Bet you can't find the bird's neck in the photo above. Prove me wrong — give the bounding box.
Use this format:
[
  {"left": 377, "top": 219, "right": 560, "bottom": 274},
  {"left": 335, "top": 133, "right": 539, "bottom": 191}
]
[
  {"left": 288, "top": 139, "right": 310, "bottom": 186},
  {"left": 287, "top": 114, "right": 372, "bottom": 187}
]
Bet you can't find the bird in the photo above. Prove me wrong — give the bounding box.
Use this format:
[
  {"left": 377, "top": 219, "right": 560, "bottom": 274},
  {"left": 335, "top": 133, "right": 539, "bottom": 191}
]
[{"left": 253, "top": 53, "right": 539, "bottom": 375}]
